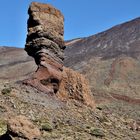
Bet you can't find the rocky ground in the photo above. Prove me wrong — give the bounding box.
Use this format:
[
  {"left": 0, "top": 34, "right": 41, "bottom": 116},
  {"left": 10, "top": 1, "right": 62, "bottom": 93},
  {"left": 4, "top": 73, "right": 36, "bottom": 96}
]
[{"left": 0, "top": 80, "right": 139, "bottom": 140}]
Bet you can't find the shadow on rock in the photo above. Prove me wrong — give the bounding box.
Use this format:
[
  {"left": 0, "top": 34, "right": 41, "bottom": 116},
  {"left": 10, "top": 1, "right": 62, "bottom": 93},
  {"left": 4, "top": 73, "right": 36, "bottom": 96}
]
[{"left": 0, "top": 134, "right": 12, "bottom": 140}]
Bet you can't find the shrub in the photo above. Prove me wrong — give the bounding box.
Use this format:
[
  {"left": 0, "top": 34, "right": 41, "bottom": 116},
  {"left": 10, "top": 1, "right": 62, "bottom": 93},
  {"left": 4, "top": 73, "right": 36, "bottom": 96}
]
[
  {"left": 90, "top": 127, "right": 105, "bottom": 137},
  {"left": 1, "top": 87, "right": 12, "bottom": 95}
]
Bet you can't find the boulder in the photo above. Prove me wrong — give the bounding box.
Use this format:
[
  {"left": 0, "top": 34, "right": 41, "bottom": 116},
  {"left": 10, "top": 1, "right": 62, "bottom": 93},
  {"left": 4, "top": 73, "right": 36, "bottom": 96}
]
[
  {"left": 7, "top": 115, "right": 41, "bottom": 140},
  {"left": 58, "top": 67, "right": 95, "bottom": 108}
]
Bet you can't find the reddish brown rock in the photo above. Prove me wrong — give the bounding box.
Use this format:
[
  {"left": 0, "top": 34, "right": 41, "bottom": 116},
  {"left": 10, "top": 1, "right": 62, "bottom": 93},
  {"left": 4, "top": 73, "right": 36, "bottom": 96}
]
[
  {"left": 24, "top": 2, "right": 95, "bottom": 107},
  {"left": 58, "top": 67, "right": 95, "bottom": 108},
  {"left": 7, "top": 115, "right": 41, "bottom": 140},
  {"left": 24, "top": 2, "right": 65, "bottom": 94}
]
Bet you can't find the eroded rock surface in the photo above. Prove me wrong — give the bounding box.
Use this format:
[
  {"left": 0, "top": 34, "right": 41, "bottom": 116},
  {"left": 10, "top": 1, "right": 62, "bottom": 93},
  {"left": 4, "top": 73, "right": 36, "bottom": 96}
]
[
  {"left": 7, "top": 115, "right": 41, "bottom": 140},
  {"left": 24, "top": 2, "right": 95, "bottom": 107},
  {"left": 24, "top": 2, "right": 65, "bottom": 94},
  {"left": 58, "top": 67, "right": 95, "bottom": 107}
]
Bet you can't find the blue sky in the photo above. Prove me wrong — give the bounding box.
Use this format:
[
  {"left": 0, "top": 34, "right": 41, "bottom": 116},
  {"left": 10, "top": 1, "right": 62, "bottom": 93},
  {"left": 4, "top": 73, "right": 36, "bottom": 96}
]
[{"left": 0, "top": 0, "right": 140, "bottom": 48}]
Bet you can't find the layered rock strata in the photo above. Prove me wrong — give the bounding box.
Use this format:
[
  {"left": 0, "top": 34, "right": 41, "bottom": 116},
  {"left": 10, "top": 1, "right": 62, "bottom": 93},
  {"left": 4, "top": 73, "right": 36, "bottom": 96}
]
[
  {"left": 25, "top": 2, "right": 65, "bottom": 94},
  {"left": 24, "top": 2, "right": 95, "bottom": 107}
]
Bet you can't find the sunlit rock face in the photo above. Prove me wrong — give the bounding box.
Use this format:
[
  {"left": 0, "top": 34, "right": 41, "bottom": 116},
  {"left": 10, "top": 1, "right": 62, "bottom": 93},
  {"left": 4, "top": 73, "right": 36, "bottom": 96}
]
[
  {"left": 25, "top": 2, "right": 65, "bottom": 94},
  {"left": 24, "top": 2, "right": 95, "bottom": 108}
]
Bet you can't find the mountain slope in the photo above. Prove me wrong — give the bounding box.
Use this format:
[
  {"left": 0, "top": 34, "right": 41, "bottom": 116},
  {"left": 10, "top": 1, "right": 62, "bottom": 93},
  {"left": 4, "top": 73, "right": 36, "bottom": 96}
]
[
  {"left": 0, "top": 47, "right": 36, "bottom": 80},
  {"left": 64, "top": 17, "right": 140, "bottom": 103},
  {"left": 65, "top": 17, "right": 140, "bottom": 65},
  {"left": 0, "top": 17, "right": 140, "bottom": 103}
]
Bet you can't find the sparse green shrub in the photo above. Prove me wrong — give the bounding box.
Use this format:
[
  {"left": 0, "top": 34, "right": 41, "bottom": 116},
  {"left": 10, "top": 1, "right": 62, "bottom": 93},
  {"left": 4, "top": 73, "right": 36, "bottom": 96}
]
[
  {"left": 41, "top": 121, "right": 53, "bottom": 131},
  {"left": 89, "top": 127, "right": 105, "bottom": 137},
  {"left": 1, "top": 87, "right": 12, "bottom": 95},
  {"left": 35, "top": 118, "right": 53, "bottom": 132},
  {"left": 0, "top": 120, "right": 7, "bottom": 135}
]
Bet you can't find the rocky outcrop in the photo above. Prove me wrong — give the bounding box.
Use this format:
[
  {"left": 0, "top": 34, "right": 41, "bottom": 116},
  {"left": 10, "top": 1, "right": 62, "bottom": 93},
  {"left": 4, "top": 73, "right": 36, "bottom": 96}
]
[
  {"left": 24, "top": 2, "right": 65, "bottom": 94},
  {"left": 24, "top": 2, "right": 95, "bottom": 107},
  {"left": 7, "top": 115, "right": 41, "bottom": 140},
  {"left": 58, "top": 67, "right": 95, "bottom": 107}
]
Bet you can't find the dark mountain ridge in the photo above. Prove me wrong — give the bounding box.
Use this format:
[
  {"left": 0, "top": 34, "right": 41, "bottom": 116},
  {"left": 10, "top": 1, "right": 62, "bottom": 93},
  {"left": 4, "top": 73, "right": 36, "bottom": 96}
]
[{"left": 65, "top": 17, "right": 140, "bottom": 66}]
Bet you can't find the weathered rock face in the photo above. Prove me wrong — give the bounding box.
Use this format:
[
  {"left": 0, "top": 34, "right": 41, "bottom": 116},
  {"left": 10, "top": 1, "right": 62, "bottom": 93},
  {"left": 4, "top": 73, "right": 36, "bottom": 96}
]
[
  {"left": 24, "top": 2, "right": 95, "bottom": 107},
  {"left": 25, "top": 2, "right": 65, "bottom": 94},
  {"left": 7, "top": 115, "right": 41, "bottom": 140},
  {"left": 25, "top": 2, "right": 65, "bottom": 61},
  {"left": 58, "top": 67, "right": 95, "bottom": 107}
]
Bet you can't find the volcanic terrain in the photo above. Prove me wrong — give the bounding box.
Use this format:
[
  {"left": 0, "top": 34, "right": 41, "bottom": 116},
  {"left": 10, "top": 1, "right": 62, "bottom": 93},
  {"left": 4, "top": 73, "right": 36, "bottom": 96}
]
[{"left": 0, "top": 10, "right": 140, "bottom": 140}]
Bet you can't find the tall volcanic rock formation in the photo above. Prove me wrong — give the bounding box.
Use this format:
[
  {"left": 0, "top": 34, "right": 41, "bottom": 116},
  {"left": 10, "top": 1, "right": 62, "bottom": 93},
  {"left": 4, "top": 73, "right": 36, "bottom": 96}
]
[
  {"left": 25, "top": 2, "right": 65, "bottom": 94},
  {"left": 24, "top": 2, "right": 95, "bottom": 107}
]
